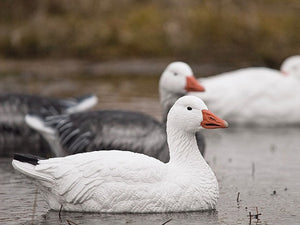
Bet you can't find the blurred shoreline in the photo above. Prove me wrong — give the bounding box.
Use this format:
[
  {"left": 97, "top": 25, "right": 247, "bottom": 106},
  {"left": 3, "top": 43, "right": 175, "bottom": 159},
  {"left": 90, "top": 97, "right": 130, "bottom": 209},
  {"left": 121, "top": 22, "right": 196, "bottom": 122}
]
[
  {"left": 0, "top": 0, "right": 298, "bottom": 69},
  {"left": 0, "top": 58, "right": 247, "bottom": 77}
]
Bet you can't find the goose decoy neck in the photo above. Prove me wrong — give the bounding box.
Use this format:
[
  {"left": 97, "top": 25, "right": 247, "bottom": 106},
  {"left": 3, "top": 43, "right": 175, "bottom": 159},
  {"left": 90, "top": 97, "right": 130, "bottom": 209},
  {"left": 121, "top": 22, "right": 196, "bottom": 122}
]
[{"left": 166, "top": 125, "right": 206, "bottom": 166}]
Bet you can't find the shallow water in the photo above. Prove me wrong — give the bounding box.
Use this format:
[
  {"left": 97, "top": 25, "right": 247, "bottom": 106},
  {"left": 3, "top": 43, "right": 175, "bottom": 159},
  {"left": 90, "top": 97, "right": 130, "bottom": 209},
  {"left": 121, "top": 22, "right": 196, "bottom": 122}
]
[{"left": 0, "top": 71, "right": 299, "bottom": 224}]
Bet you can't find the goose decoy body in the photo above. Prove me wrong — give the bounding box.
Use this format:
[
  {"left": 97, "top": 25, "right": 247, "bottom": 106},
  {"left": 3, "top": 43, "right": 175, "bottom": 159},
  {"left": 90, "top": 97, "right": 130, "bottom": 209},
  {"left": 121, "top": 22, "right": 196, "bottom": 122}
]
[
  {"left": 190, "top": 55, "right": 300, "bottom": 126},
  {"left": 0, "top": 93, "right": 97, "bottom": 157},
  {"left": 25, "top": 62, "right": 206, "bottom": 162},
  {"left": 12, "top": 96, "right": 228, "bottom": 213}
]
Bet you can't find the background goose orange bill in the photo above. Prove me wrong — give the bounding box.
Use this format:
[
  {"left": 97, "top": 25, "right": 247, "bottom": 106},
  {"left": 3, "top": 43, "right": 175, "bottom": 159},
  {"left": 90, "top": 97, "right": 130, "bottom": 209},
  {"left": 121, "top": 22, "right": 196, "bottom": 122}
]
[{"left": 185, "top": 76, "right": 205, "bottom": 92}]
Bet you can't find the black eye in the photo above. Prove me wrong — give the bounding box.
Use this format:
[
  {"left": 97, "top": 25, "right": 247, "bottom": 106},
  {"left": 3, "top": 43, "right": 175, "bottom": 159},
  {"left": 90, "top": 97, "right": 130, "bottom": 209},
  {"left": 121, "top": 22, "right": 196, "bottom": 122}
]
[
  {"left": 187, "top": 106, "right": 192, "bottom": 111},
  {"left": 173, "top": 72, "right": 178, "bottom": 76}
]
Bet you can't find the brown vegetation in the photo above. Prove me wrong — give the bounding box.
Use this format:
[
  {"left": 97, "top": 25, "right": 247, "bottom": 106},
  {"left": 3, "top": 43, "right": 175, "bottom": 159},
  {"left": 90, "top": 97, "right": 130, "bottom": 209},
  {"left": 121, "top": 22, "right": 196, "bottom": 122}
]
[{"left": 0, "top": 0, "right": 299, "bottom": 66}]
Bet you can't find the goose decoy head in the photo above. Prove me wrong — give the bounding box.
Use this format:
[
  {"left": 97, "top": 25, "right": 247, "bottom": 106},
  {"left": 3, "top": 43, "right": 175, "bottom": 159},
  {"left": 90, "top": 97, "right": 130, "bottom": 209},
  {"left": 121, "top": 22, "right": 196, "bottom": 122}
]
[
  {"left": 280, "top": 55, "right": 300, "bottom": 78},
  {"left": 159, "top": 62, "right": 205, "bottom": 95},
  {"left": 167, "top": 96, "right": 228, "bottom": 133}
]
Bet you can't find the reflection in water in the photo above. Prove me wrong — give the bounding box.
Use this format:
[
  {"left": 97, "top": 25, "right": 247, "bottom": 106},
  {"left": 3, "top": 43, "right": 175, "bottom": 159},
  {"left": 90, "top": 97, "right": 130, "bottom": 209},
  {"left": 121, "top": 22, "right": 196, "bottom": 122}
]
[
  {"left": 42, "top": 210, "right": 218, "bottom": 225},
  {"left": 0, "top": 73, "right": 299, "bottom": 224}
]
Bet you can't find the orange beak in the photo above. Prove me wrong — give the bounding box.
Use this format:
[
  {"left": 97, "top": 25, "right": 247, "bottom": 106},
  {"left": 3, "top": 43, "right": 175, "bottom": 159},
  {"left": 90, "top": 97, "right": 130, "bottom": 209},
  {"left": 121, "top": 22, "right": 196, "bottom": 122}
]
[
  {"left": 201, "top": 109, "right": 228, "bottom": 129},
  {"left": 185, "top": 76, "right": 205, "bottom": 92}
]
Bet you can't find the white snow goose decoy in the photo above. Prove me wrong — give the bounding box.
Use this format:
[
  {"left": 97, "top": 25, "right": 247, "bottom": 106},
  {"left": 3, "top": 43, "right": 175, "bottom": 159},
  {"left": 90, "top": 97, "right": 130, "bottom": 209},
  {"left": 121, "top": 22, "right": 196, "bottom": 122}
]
[
  {"left": 190, "top": 55, "right": 300, "bottom": 126},
  {"left": 12, "top": 96, "right": 228, "bottom": 213},
  {"left": 25, "top": 62, "right": 206, "bottom": 161},
  {"left": 0, "top": 93, "right": 97, "bottom": 157}
]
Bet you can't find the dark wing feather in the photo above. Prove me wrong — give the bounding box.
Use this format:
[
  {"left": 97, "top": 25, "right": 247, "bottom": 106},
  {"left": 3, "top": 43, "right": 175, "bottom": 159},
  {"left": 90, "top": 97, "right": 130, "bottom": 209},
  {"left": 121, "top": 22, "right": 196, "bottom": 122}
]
[
  {"left": 0, "top": 93, "right": 94, "bottom": 156},
  {"left": 45, "top": 114, "right": 93, "bottom": 154},
  {"left": 45, "top": 110, "right": 169, "bottom": 162}
]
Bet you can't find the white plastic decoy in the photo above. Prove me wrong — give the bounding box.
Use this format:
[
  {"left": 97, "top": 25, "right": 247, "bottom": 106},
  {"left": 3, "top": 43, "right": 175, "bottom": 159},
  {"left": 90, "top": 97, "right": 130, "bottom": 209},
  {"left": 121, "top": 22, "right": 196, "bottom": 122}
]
[{"left": 12, "top": 96, "right": 228, "bottom": 213}]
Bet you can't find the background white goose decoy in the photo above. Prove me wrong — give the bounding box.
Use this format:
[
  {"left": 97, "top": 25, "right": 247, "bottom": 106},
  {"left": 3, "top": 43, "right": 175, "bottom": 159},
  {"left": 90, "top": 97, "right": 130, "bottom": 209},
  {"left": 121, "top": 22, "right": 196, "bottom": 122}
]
[
  {"left": 25, "top": 62, "right": 206, "bottom": 161},
  {"left": 190, "top": 55, "right": 300, "bottom": 126},
  {"left": 0, "top": 93, "right": 97, "bottom": 157},
  {"left": 12, "top": 96, "right": 228, "bottom": 213},
  {"left": 280, "top": 55, "right": 300, "bottom": 77}
]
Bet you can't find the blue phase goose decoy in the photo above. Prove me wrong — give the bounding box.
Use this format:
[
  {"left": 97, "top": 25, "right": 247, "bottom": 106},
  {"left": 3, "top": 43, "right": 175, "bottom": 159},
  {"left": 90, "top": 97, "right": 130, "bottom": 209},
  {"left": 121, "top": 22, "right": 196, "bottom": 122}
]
[
  {"left": 0, "top": 93, "right": 97, "bottom": 157},
  {"left": 12, "top": 96, "right": 228, "bottom": 213},
  {"left": 190, "top": 55, "right": 300, "bottom": 126},
  {"left": 25, "top": 62, "right": 206, "bottom": 162}
]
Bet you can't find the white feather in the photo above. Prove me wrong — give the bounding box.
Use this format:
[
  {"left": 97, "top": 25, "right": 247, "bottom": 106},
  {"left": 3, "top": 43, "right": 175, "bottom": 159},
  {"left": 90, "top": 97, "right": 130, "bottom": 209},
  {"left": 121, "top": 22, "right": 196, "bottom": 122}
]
[
  {"left": 25, "top": 115, "right": 65, "bottom": 156},
  {"left": 12, "top": 160, "right": 54, "bottom": 183},
  {"left": 66, "top": 95, "right": 98, "bottom": 113},
  {"left": 25, "top": 115, "right": 55, "bottom": 134}
]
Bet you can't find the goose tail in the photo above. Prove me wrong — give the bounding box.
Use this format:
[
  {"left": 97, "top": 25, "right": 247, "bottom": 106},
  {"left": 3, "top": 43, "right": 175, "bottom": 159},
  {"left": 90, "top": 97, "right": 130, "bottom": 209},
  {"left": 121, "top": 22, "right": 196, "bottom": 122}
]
[
  {"left": 25, "top": 115, "right": 65, "bottom": 156},
  {"left": 65, "top": 94, "right": 98, "bottom": 113},
  {"left": 12, "top": 153, "right": 53, "bottom": 183},
  {"left": 25, "top": 114, "right": 55, "bottom": 135}
]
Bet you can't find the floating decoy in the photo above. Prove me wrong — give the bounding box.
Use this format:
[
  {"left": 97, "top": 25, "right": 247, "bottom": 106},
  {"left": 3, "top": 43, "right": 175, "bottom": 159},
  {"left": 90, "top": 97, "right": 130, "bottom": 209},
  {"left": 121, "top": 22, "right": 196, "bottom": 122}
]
[
  {"left": 12, "top": 96, "right": 228, "bottom": 213},
  {"left": 190, "top": 55, "right": 300, "bottom": 126},
  {"left": 0, "top": 93, "right": 97, "bottom": 156}
]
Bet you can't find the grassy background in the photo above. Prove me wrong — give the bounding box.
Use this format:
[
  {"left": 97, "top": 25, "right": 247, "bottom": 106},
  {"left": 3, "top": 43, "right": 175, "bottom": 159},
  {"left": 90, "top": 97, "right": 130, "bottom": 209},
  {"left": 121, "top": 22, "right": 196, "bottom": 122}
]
[{"left": 0, "top": 0, "right": 299, "bottom": 67}]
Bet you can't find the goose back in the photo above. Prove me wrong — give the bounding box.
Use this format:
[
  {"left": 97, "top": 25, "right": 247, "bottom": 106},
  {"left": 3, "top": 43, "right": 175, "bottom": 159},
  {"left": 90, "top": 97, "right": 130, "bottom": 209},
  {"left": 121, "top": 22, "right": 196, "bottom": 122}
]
[{"left": 44, "top": 110, "right": 169, "bottom": 161}]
